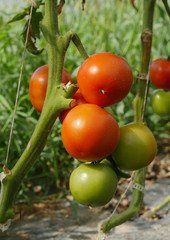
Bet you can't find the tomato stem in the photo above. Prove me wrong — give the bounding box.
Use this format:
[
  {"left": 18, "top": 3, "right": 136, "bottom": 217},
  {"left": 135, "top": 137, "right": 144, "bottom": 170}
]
[{"left": 107, "top": 155, "right": 131, "bottom": 179}]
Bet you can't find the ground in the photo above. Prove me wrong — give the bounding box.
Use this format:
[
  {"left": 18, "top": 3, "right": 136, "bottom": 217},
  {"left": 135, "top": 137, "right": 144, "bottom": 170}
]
[{"left": 0, "top": 139, "right": 169, "bottom": 240}]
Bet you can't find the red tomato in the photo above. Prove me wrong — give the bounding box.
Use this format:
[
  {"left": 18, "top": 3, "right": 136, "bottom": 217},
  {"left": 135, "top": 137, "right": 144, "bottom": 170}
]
[
  {"left": 149, "top": 58, "right": 170, "bottom": 90},
  {"left": 77, "top": 52, "right": 133, "bottom": 107},
  {"left": 61, "top": 104, "right": 120, "bottom": 162},
  {"left": 29, "top": 64, "right": 71, "bottom": 112},
  {"left": 59, "top": 89, "right": 87, "bottom": 123}
]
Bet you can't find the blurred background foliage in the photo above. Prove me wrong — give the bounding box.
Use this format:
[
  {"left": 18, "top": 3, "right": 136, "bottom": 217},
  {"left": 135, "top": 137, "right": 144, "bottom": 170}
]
[{"left": 0, "top": 0, "right": 169, "bottom": 203}]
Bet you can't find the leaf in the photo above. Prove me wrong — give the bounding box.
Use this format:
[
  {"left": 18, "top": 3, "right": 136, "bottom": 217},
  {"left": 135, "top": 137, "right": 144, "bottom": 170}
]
[
  {"left": 8, "top": 7, "right": 30, "bottom": 24},
  {"left": 0, "top": 95, "right": 12, "bottom": 111},
  {"left": 31, "top": 10, "right": 43, "bottom": 39},
  {"left": 21, "top": 10, "right": 44, "bottom": 55}
]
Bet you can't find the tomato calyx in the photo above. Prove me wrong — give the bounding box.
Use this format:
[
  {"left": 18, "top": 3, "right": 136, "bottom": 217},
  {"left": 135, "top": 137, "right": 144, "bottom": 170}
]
[{"left": 106, "top": 155, "right": 131, "bottom": 180}]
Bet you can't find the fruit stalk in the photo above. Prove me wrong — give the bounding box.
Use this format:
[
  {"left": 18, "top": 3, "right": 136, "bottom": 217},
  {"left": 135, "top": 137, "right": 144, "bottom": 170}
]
[{"left": 101, "top": 0, "right": 156, "bottom": 233}]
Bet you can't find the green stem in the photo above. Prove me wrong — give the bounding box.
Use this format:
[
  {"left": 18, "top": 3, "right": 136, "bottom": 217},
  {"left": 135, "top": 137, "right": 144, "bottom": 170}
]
[
  {"left": 102, "top": 168, "right": 146, "bottom": 233},
  {"left": 162, "top": 0, "right": 170, "bottom": 17},
  {"left": 0, "top": 0, "right": 73, "bottom": 224},
  {"left": 0, "top": 0, "right": 89, "bottom": 224},
  {"left": 101, "top": 0, "right": 156, "bottom": 233},
  {"left": 146, "top": 195, "right": 170, "bottom": 218}
]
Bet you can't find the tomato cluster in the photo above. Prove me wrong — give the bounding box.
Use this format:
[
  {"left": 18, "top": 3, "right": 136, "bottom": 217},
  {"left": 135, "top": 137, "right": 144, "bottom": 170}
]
[
  {"left": 29, "top": 52, "right": 157, "bottom": 207},
  {"left": 149, "top": 58, "right": 170, "bottom": 116}
]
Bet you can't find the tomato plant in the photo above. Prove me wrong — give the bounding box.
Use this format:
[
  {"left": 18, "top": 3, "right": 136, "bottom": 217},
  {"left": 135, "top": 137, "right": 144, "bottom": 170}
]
[
  {"left": 151, "top": 89, "right": 170, "bottom": 116},
  {"left": 29, "top": 64, "right": 71, "bottom": 112},
  {"left": 112, "top": 123, "right": 157, "bottom": 171},
  {"left": 69, "top": 162, "right": 118, "bottom": 207},
  {"left": 77, "top": 52, "right": 133, "bottom": 107},
  {"left": 59, "top": 89, "right": 87, "bottom": 122},
  {"left": 61, "top": 104, "right": 120, "bottom": 162},
  {"left": 149, "top": 58, "right": 170, "bottom": 90}
]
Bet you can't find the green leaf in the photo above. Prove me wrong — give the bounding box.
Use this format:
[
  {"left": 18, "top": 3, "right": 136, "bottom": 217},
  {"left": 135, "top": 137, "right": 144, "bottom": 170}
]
[
  {"left": 0, "top": 95, "right": 12, "bottom": 111},
  {"left": 8, "top": 7, "right": 30, "bottom": 24},
  {"left": 31, "top": 10, "right": 43, "bottom": 39},
  {"left": 21, "top": 10, "right": 44, "bottom": 55}
]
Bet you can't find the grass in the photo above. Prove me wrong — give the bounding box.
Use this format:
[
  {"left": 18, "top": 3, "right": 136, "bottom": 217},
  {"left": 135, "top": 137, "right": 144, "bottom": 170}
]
[{"left": 0, "top": 0, "right": 169, "bottom": 202}]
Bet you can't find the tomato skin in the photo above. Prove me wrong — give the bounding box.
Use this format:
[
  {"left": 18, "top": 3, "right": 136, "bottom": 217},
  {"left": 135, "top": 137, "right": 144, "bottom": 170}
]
[
  {"left": 61, "top": 104, "right": 120, "bottom": 162},
  {"left": 59, "top": 89, "right": 87, "bottom": 123},
  {"left": 152, "top": 90, "right": 170, "bottom": 116},
  {"left": 112, "top": 123, "right": 157, "bottom": 171},
  {"left": 69, "top": 162, "right": 118, "bottom": 207},
  {"left": 77, "top": 52, "right": 133, "bottom": 107},
  {"left": 29, "top": 64, "right": 71, "bottom": 112},
  {"left": 149, "top": 58, "right": 170, "bottom": 90}
]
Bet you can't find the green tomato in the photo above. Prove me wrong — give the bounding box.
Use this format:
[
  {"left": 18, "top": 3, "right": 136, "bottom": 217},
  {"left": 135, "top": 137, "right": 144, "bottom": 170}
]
[
  {"left": 69, "top": 162, "right": 118, "bottom": 207},
  {"left": 112, "top": 123, "right": 157, "bottom": 171},
  {"left": 71, "top": 66, "right": 80, "bottom": 84},
  {"left": 152, "top": 90, "right": 170, "bottom": 116}
]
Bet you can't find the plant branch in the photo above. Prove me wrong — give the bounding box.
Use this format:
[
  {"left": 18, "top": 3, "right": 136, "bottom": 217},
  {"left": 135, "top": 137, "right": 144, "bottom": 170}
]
[
  {"left": 145, "top": 195, "right": 170, "bottom": 218},
  {"left": 101, "top": 168, "right": 146, "bottom": 232},
  {"left": 0, "top": 0, "right": 77, "bottom": 224},
  {"left": 162, "top": 0, "right": 170, "bottom": 17}
]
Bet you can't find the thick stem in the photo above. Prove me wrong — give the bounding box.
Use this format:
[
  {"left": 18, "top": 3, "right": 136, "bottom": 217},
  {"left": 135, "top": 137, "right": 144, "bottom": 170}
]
[
  {"left": 0, "top": 0, "right": 74, "bottom": 224},
  {"left": 101, "top": 0, "right": 156, "bottom": 233},
  {"left": 0, "top": 0, "right": 88, "bottom": 224}
]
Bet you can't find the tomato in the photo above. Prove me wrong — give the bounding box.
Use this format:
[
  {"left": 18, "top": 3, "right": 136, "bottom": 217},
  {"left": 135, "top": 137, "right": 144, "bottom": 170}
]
[
  {"left": 71, "top": 66, "right": 80, "bottom": 84},
  {"left": 29, "top": 64, "right": 71, "bottom": 112},
  {"left": 61, "top": 104, "right": 120, "bottom": 162},
  {"left": 112, "top": 123, "right": 157, "bottom": 171},
  {"left": 77, "top": 52, "right": 133, "bottom": 107},
  {"left": 59, "top": 89, "right": 87, "bottom": 123},
  {"left": 152, "top": 90, "right": 170, "bottom": 116},
  {"left": 149, "top": 58, "right": 170, "bottom": 90},
  {"left": 69, "top": 162, "right": 118, "bottom": 207}
]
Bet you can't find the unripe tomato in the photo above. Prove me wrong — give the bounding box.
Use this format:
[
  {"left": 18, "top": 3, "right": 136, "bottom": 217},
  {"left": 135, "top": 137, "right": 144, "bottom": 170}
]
[
  {"left": 69, "top": 162, "right": 118, "bottom": 207},
  {"left": 149, "top": 58, "right": 170, "bottom": 90},
  {"left": 59, "top": 89, "right": 87, "bottom": 123},
  {"left": 29, "top": 64, "right": 71, "bottom": 112},
  {"left": 77, "top": 52, "right": 133, "bottom": 107},
  {"left": 71, "top": 66, "right": 80, "bottom": 84},
  {"left": 152, "top": 90, "right": 170, "bottom": 116},
  {"left": 61, "top": 104, "right": 120, "bottom": 162},
  {"left": 112, "top": 123, "right": 157, "bottom": 171}
]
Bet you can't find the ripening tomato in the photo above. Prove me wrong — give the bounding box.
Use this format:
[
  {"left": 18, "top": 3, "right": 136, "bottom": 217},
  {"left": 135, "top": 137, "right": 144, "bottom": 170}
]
[
  {"left": 29, "top": 64, "right": 71, "bottom": 112},
  {"left": 112, "top": 123, "right": 157, "bottom": 171},
  {"left": 77, "top": 52, "right": 133, "bottom": 107},
  {"left": 61, "top": 104, "right": 120, "bottom": 162},
  {"left": 151, "top": 90, "right": 170, "bottom": 116},
  {"left": 59, "top": 89, "right": 87, "bottom": 123},
  {"left": 69, "top": 162, "right": 118, "bottom": 207},
  {"left": 149, "top": 58, "right": 170, "bottom": 90}
]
